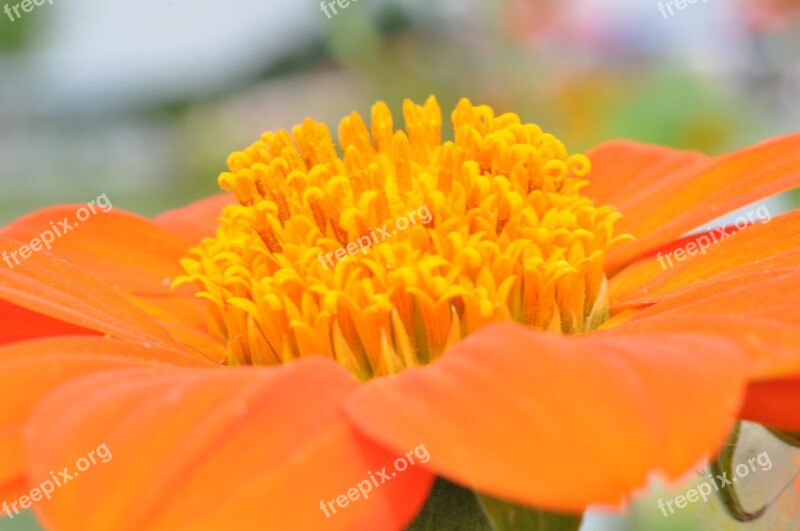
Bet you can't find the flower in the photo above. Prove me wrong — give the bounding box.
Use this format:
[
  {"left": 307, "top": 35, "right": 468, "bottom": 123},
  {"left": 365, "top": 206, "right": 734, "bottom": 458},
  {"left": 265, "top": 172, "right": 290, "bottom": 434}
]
[{"left": 0, "top": 97, "right": 798, "bottom": 530}]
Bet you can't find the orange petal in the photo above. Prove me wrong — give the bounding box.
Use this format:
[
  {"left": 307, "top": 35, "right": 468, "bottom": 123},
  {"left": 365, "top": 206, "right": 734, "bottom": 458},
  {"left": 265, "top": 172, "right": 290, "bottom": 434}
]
[
  {"left": 740, "top": 377, "right": 800, "bottom": 432},
  {"left": 610, "top": 209, "right": 800, "bottom": 307},
  {"left": 605, "top": 266, "right": 800, "bottom": 381},
  {"left": 619, "top": 269, "right": 800, "bottom": 328},
  {"left": 0, "top": 336, "right": 208, "bottom": 496},
  {"left": 25, "top": 359, "right": 433, "bottom": 531},
  {"left": 605, "top": 227, "right": 737, "bottom": 305},
  {"left": 345, "top": 323, "right": 748, "bottom": 512},
  {"left": 1, "top": 206, "right": 194, "bottom": 296},
  {"left": 0, "top": 235, "right": 181, "bottom": 350},
  {"left": 127, "top": 294, "right": 228, "bottom": 364},
  {"left": 587, "top": 134, "right": 800, "bottom": 272},
  {"left": 599, "top": 314, "right": 800, "bottom": 381},
  {"left": 0, "top": 478, "right": 27, "bottom": 508},
  {"left": 155, "top": 193, "right": 235, "bottom": 244},
  {"left": 585, "top": 140, "right": 707, "bottom": 209},
  {"left": 0, "top": 300, "right": 99, "bottom": 345},
  {"left": 130, "top": 295, "right": 209, "bottom": 331}
]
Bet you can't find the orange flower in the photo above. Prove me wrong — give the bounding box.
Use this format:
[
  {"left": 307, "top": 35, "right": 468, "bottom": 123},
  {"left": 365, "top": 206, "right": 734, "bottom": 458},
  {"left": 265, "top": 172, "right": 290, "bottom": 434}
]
[{"left": 0, "top": 97, "right": 798, "bottom": 530}]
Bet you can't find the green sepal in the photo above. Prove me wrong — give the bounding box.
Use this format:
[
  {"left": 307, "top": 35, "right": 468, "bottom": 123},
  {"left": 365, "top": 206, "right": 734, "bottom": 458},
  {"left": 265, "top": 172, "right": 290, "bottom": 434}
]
[
  {"left": 710, "top": 422, "right": 767, "bottom": 522},
  {"left": 406, "top": 477, "right": 583, "bottom": 531},
  {"left": 766, "top": 428, "right": 800, "bottom": 448},
  {"left": 476, "top": 493, "right": 583, "bottom": 531},
  {"left": 406, "top": 478, "right": 491, "bottom": 530}
]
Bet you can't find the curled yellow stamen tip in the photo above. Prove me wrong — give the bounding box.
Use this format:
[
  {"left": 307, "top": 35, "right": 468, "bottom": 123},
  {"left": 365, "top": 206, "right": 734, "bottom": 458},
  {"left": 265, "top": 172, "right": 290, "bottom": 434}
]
[{"left": 178, "top": 96, "right": 625, "bottom": 379}]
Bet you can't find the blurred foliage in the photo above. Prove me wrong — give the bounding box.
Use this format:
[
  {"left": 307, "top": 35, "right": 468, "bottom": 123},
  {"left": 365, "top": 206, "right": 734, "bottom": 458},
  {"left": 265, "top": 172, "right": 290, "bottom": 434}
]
[
  {"left": 0, "top": 510, "right": 39, "bottom": 531},
  {"left": 0, "top": 13, "right": 35, "bottom": 52}
]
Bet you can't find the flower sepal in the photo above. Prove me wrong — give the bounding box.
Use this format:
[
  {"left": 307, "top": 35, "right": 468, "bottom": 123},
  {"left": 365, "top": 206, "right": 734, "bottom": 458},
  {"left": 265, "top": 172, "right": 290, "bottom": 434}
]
[
  {"left": 476, "top": 491, "right": 583, "bottom": 531},
  {"left": 407, "top": 477, "right": 584, "bottom": 531},
  {"left": 766, "top": 428, "right": 800, "bottom": 449},
  {"left": 711, "top": 422, "right": 767, "bottom": 523}
]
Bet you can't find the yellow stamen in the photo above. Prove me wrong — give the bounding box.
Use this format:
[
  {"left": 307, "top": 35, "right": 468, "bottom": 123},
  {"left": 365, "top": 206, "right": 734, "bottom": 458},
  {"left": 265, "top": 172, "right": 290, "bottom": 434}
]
[{"left": 176, "top": 97, "right": 626, "bottom": 380}]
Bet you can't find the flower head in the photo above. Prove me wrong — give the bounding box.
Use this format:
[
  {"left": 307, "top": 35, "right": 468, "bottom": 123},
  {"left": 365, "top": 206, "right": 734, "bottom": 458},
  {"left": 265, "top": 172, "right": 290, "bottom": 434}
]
[
  {"left": 179, "top": 97, "right": 625, "bottom": 378},
  {"left": 0, "top": 97, "right": 799, "bottom": 530}
]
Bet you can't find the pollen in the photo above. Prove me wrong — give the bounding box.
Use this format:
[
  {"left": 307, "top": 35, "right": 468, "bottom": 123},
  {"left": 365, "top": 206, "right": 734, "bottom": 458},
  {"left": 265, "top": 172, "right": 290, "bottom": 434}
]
[{"left": 176, "top": 97, "right": 626, "bottom": 380}]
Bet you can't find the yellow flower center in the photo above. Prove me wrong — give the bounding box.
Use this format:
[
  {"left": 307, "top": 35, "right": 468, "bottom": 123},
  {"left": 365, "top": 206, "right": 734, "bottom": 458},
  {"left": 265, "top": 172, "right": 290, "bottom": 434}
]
[{"left": 177, "top": 97, "right": 624, "bottom": 380}]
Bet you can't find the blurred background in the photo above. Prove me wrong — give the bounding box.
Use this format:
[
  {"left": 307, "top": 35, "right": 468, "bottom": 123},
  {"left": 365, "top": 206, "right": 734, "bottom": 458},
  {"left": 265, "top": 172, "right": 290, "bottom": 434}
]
[{"left": 0, "top": 0, "right": 798, "bottom": 529}]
